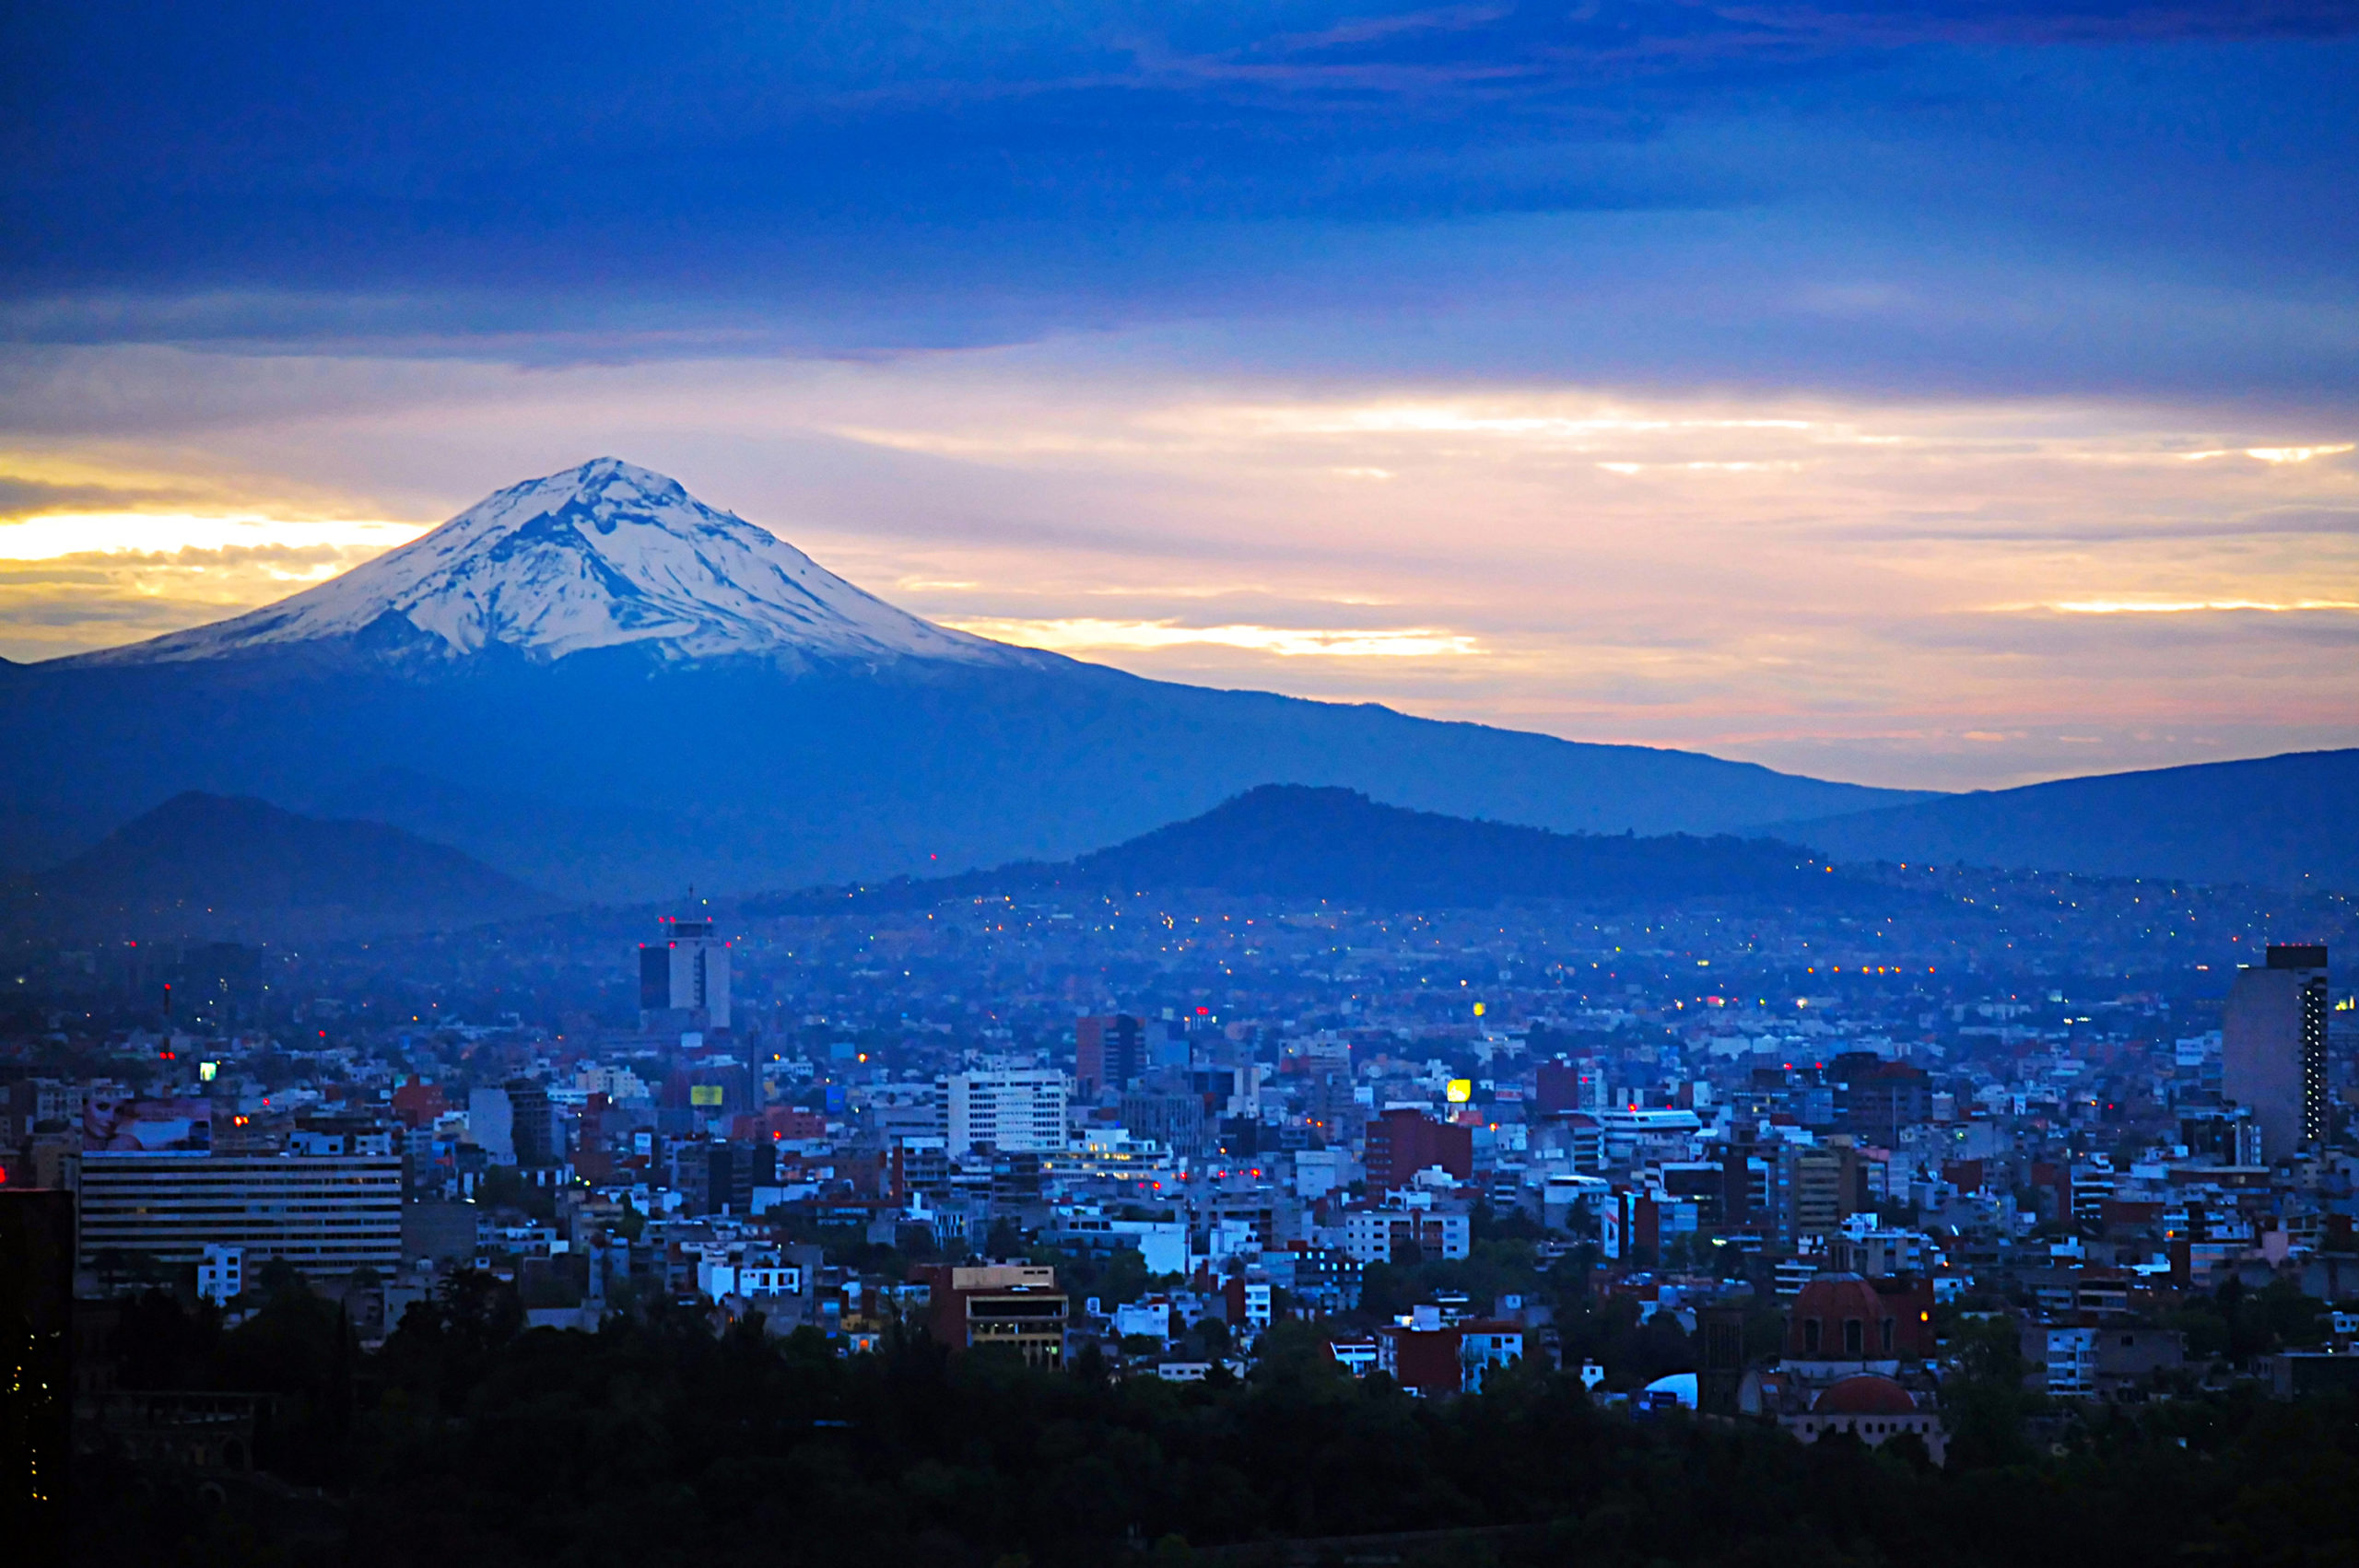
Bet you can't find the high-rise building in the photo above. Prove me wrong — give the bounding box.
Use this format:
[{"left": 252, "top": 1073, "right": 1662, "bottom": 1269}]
[
  {"left": 1191, "top": 1062, "right": 1262, "bottom": 1120},
  {"left": 939, "top": 1071, "right": 1068, "bottom": 1154},
  {"left": 1304, "top": 1068, "right": 1361, "bottom": 1144},
  {"left": 1074, "top": 1014, "right": 1144, "bottom": 1095},
  {"left": 1144, "top": 1016, "right": 1191, "bottom": 1071},
  {"left": 504, "top": 1079, "right": 558, "bottom": 1167},
  {"left": 1534, "top": 1061, "right": 1582, "bottom": 1116},
  {"left": 1837, "top": 1060, "right": 1930, "bottom": 1146},
  {"left": 2180, "top": 1107, "right": 2263, "bottom": 1167},
  {"left": 1363, "top": 1108, "right": 1473, "bottom": 1193},
  {"left": 4, "top": 1080, "right": 85, "bottom": 1141},
  {"left": 1119, "top": 1091, "right": 1208, "bottom": 1157},
  {"left": 2224, "top": 943, "right": 2330, "bottom": 1158},
  {"left": 1787, "top": 1145, "right": 1853, "bottom": 1245},
  {"left": 467, "top": 1085, "right": 515, "bottom": 1163},
  {"left": 640, "top": 915, "right": 732, "bottom": 1031},
  {"left": 680, "top": 1140, "right": 776, "bottom": 1217},
  {"left": 78, "top": 1151, "right": 403, "bottom": 1274}
]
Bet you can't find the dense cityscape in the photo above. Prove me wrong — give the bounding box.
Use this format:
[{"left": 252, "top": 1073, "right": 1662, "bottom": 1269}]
[
  {"left": 6, "top": 852, "right": 2356, "bottom": 1560},
  {"left": 11, "top": 0, "right": 2359, "bottom": 1562}
]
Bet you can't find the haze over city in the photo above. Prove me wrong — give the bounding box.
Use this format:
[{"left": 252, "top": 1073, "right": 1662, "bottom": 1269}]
[{"left": 5, "top": 6, "right": 2358, "bottom": 1566}]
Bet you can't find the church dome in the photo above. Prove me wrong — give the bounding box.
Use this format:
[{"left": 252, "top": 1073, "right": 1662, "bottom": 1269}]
[{"left": 1812, "top": 1375, "right": 1919, "bottom": 1415}]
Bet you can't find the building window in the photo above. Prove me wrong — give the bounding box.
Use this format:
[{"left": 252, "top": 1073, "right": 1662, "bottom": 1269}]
[
  {"left": 1843, "top": 1318, "right": 1863, "bottom": 1355},
  {"left": 1881, "top": 1317, "right": 1895, "bottom": 1353},
  {"left": 1804, "top": 1319, "right": 1822, "bottom": 1353}
]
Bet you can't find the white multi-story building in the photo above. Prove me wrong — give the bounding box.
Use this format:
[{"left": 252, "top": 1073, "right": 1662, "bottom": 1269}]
[
  {"left": 1114, "top": 1299, "right": 1176, "bottom": 1343},
  {"left": 938, "top": 1070, "right": 1068, "bottom": 1154},
  {"left": 1050, "top": 1208, "right": 1189, "bottom": 1275},
  {"left": 640, "top": 915, "right": 732, "bottom": 1030},
  {"left": 196, "top": 1244, "right": 244, "bottom": 1305},
  {"left": 1294, "top": 1148, "right": 1349, "bottom": 1200},
  {"left": 1459, "top": 1323, "right": 1526, "bottom": 1393},
  {"left": 695, "top": 1247, "right": 804, "bottom": 1303},
  {"left": 1342, "top": 1203, "right": 1471, "bottom": 1266},
  {"left": 79, "top": 1151, "right": 404, "bottom": 1275},
  {"left": 574, "top": 1064, "right": 651, "bottom": 1103},
  {"left": 2037, "top": 1326, "right": 2100, "bottom": 1398}
]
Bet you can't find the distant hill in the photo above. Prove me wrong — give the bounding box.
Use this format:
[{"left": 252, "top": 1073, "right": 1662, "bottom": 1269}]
[
  {"left": 0, "top": 459, "right": 1928, "bottom": 899},
  {"left": 1766, "top": 748, "right": 2359, "bottom": 892},
  {"left": 11, "top": 792, "right": 555, "bottom": 940},
  {"left": 752, "top": 784, "right": 1866, "bottom": 913}
]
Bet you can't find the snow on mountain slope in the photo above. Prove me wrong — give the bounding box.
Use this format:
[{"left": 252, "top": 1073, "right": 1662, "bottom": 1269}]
[{"left": 61, "top": 459, "right": 1026, "bottom": 667}]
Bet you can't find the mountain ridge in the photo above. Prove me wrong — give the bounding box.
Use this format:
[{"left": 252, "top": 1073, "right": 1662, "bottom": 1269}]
[
  {"left": 750, "top": 783, "right": 1871, "bottom": 914},
  {"left": 8, "top": 791, "right": 556, "bottom": 940},
  {"left": 0, "top": 459, "right": 1933, "bottom": 897},
  {"left": 1765, "top": 747, "right": 2359, "bottom": 893},
  {"left": 0, "top": 649, "right": 1927, "bottom": 898}
]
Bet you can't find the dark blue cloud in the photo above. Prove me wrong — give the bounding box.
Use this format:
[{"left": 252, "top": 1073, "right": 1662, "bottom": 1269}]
[{"left": 4, "top": 4, "right": 2355, "bottom": 395}]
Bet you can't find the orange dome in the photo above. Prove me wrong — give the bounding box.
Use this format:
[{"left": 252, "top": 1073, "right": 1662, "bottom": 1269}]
[
  {"left": 1812, "top": 1375, "right": 1919, "bottom": 1415},
  {"left": 1791, "top": 1273, "right": 1884, "bottom": 1324}
]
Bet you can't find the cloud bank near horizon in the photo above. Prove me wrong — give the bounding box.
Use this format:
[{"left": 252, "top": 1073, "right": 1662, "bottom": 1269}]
[
  {"left": 2, "top": 3, "right": 2353, "bottom": 790},
  {"left": 5, "top": 351, "right": 2351, "bottom": 791}
]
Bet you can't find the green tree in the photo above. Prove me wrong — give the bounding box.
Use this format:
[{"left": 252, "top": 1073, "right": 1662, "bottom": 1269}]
[
  {"left": 2254, "top": 1278, "right": 2330, "bottom": 1348},
  {"left": 1941, "top": 1314, "right": 2037, "bottom": 1469},
  {"left": 1097, "top": 1245, "right": 1150, "bottom": 1307},
  {"left": 984, "top": 1217, "right": 1026, "bottom": 1259}
]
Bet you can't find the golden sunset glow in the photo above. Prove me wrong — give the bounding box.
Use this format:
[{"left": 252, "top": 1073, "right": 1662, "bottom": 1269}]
[{"left": 1, "top": 349, "right": 2352, "bottom": 789}]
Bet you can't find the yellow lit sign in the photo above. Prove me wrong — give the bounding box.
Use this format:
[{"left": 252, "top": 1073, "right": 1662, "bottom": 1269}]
[
  {"left": 689, "top": 1084, "right": 725, "bottom": 1107},
  {"left": 1446, "top": 1079, "right": 1473, "bottom": 1104}
]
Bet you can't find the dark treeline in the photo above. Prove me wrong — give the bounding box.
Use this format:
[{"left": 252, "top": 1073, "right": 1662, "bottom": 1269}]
[{"left": 75, "top": 1271, "right": 2359, "bottom": 1568}]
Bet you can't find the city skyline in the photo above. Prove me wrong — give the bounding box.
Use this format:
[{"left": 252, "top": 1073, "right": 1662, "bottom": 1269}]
[{"left": 12, "top": 7, "right": 2359, "bottom": 1558}]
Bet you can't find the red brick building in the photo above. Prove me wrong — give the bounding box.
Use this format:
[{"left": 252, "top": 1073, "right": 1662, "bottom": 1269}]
[
  {"left": 1075, "top": 1015, "right": 1144, "bottom": 1096},
  {"left": 1364, "top": 1109, "right": 1473, "bottom": 1193},
  {"left": 914, "top": 1263, "right": 1069, "bottom": 1367}
]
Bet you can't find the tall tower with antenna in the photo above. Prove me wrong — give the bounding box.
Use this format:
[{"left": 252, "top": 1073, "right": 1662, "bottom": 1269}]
[{"left": 640, "top": 909, "right": 731, "bottom": 1034}]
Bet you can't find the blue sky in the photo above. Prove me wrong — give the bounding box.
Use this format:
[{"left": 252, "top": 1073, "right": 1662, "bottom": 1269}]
[
  {"left": 11, "top": 2, "right": 2357, "bottom": 378},
  {"left": 2, "top": 3, "right": 2355, "bottom": 788}
]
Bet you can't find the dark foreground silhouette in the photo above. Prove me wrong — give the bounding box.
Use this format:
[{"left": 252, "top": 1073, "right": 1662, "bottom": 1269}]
[{"left": 63, "top": 1273, "right": 2359, "bottom": 1568}]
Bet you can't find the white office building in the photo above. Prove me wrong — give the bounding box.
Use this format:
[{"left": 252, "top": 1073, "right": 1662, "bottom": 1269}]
[
  {"left": 196, "top": 1244, "right": 244, "bottom": 1305},
  {"left": 938, "top": 1070, "right": 1069, "bottom": 1154},
  {"left": 695, "top": 1248, "right": 804, "bottom": 1303},
  {"left": 2037, "top": 1325, "right": 2100, "bottom": 1398},
  {"left": 1342, "top": 1203, "right": 1471, "bottom": 1266},
  {"left": 78, "top": 1150, "right": 404, "bottom": 1274},
  {"left": 640, "top": 915, "right": 732, "bottom": 1030}
]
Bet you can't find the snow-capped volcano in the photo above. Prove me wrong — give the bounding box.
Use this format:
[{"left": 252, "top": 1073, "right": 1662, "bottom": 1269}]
[{"left": 65, "top": 458, "right": 1022, "bottom": 667}]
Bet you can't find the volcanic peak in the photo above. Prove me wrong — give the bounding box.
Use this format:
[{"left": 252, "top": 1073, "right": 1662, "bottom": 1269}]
[{"left": 60, "top": 458, "right": 1021, "bottom": 668}]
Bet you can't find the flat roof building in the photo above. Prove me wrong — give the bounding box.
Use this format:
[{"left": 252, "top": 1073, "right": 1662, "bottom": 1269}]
[
  {"left": 916, "top": 1262, "right": 1068, "bottom": 1367},
  {"left": 2224, "top": 943, "right": 2330, "bottom": 1159},
  {"left": 640, "top": 914, "right": 731, "bottom": 1032},
  {"left": 940, "top": 1070, "right": 1068, "bottom": 1155},
  {"left": 78, "top": 1151, "right": 403, "bottom": 1276}
]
